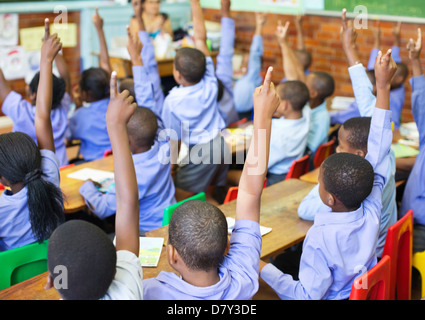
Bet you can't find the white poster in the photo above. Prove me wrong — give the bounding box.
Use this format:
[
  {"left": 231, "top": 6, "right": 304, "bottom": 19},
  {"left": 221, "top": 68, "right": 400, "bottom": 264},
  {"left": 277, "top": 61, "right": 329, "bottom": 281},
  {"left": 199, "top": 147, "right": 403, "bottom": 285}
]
[
  {"left": 0, "top": 13, "right": 19, "bottom": 46},
  {"left": 259, "top": 0, "right": 299, "bottom": 6},
  {"left": 0, "top": 46, "right": 29, "bottom": 80}
]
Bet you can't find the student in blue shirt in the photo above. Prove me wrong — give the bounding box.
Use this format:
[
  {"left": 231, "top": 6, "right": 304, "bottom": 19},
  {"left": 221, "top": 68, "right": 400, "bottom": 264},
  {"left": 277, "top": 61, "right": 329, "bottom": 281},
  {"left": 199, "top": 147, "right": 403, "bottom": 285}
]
[
  {"left": 160, "top": 0, "right": 229, "bottom": 202},
  {"left": 0, "top": 22, "right": 65, "bottom": 251},
  {"left": 66, "top": 9, "right": 112, "bottom": 162},
  {"left": 267, "top": 80, "right": 310, "bottom": 186},
  {"left": 143, "top": 66, "right": 280, "bottom": 300},
  {"left": 79, "top": 25, "right": 176, "bottom": 233},
  {"left": 215, "top": 0, "right": 239, "bottom": 126},
  {"left": 400, "top": 28, "right": 425, "bottom": 253},
  {"left": 260, "top": 45, "right": 397, "bottom": 300},
  {"left": 0, "top": 53, "right": 71, "bottom": 167},
  {"left": 233, "top": 12, "right": 265, "bottom": 120},
  {"left": 276, "top": 20, "right": 333, "bottom": 155},
  {"left": 46, "top": 71, "right": 144, "bottom": 300}
]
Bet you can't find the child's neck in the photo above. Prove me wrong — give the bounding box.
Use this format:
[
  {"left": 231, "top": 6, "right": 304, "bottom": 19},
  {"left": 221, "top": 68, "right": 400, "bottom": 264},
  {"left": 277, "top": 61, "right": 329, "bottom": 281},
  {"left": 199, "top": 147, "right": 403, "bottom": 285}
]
[
  {"left": 309, "top": 97, "right": 324, "bottom": 109},
  {"left": 331, "top": 203, "right": 358, "bottom": 212},
  {"left": 281, "top": 110, "right": 302, "bottom": 120},
  {"left": 180, "top": 269, "right": 220, "bottom": 287}
]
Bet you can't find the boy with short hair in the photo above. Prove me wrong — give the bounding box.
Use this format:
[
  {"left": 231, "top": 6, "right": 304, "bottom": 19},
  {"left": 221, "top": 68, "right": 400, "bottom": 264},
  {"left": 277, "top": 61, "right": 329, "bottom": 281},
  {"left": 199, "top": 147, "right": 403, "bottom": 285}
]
[
  {"left": 266, "top": 80, "right": 310, "bottom": 186},
  {"left": 160, "top": 0, "right": 229, "bottom": 202},
  {"left": 46, "top": 71, "right": 144, "bottom": 300},
  {"left": 260, "top": 47, "right": 396, "bottom": 300},
  {"left": 142, "top": 66, "right": 280, "bottom": 300}
]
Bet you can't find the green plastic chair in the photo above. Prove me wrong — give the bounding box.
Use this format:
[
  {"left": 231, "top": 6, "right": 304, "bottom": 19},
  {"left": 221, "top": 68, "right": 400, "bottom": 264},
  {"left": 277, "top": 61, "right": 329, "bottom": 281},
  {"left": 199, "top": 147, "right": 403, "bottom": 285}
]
[
  {"left": 0, "top": 240, "right": 49, "bottom": 290},
  {"left": 162, "top": 192, "right": 206, "bottom": 226}
]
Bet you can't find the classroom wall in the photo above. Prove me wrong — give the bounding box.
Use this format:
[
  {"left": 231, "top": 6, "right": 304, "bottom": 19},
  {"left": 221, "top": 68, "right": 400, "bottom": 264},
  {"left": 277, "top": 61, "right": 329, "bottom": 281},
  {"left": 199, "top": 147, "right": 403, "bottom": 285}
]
[
  {"left": 0, "top": 11, "right": 81, "bottom": 114},
  {"left": 203, "top": 8, "right": 425, "bottom": 123}
]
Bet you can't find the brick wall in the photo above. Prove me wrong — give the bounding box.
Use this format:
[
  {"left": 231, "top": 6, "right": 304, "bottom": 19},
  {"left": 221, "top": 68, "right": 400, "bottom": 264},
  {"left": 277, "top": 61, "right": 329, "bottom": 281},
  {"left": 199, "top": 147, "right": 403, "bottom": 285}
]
[
  {"left": 204, "top": 8, "right": 425, "bottom": 123},
  {"left": 0, "top": 11, "right": 81, "bottom": 113}
]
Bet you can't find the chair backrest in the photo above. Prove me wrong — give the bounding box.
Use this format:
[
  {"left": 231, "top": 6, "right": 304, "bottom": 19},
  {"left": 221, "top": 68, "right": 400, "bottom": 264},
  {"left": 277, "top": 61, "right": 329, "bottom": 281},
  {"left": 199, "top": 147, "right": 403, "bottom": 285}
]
[
  {"left": 349, "top": 255, "right": 391, "bottom": 300},
  {"left": 313, "top": 139, "right": 335, "bottom": 168},
  {"left": 162, "top": 192, "right": 206, "bottom": 226},
  {"left": 286, "top": 155, "right": 310, "bottom": 180},
  {"left": 59, "top": 163, "right": 75, "bottom": 170},
  {"left": 223, "top": 178, "right": 268, "bottom": 204},
  {"left": 0, "top": 240, "right": 49, "bottom": 290},
  {"left": 382, "top": 209, "right": 413, "bottom": 300},
  {"left": 103, "top": 149, "right": 113, "bottom": 157}
]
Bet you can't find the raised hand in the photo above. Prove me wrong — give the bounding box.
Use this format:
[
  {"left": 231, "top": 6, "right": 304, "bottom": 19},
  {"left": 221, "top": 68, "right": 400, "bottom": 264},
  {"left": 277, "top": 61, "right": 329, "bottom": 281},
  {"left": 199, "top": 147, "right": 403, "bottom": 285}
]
[
  {"left": 375, "top": 49, "right": 397, "bottom": 89},
  {"left": 126, "top": 25, "right": 143, "bottom": 66},
  {"left": 41, "top": 19, "right": 62, "bottom": 63},
  {"left": 275, "top": 20, "right": 290, "bottom": 46},
  {"left": 92, "top": 7, "right": 103, "bottom": 30},
  {"left": 340, "top": 8, "right": 359, "bottom": 66},
  {"left": 407, "top": 28, "right": 423, "bottom": 77},
  {"left": 253, "top": 66, "right": 280, "bottom": 119}
]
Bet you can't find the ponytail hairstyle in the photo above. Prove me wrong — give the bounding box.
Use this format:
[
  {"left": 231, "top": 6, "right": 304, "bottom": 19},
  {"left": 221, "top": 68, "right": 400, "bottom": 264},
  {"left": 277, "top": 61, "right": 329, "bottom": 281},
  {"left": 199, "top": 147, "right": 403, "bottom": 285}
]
[{"left": 0, "top": 132, "right": 65, "bottom": 242}]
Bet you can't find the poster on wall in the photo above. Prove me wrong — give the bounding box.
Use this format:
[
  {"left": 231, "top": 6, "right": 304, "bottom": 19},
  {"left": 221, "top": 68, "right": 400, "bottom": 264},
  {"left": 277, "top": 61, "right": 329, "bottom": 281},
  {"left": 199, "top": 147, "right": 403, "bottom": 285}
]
[
  {"left": 0, "top": 13, "right": 19, "bottom": 46},
  {"left": 0, "top": 46, "right": 29, "bottom": 80},
  {"left": 259, "top": 0, "right": 299, "bottom": 6}
]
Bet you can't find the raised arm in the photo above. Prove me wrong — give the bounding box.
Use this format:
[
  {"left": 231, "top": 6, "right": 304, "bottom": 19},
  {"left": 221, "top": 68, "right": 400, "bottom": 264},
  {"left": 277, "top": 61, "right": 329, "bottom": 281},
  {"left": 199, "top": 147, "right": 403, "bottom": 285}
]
[
  {"left": 107, "top": 71, "right": 139, "bottom": 256},
  {"left": 407, "top": 28, "right": 423, "bottom": 78},
  {"left": 35, "top": 19, "right": 62, "bottom": 152},
  {"left": 54, "top": 52, "right": 71, "bottom": 94},
  {"left": 190, "top": 0, "right": 210, "bottom": 57},
  {"left": 93, "top": 8, "right": 112, "bottom": 75},
  {"left": 294, "top": 15, "right": 305, "bottom": 51},
  {"left": 276, "top": 21, "right": 305, "bottom": 81},
  {"left": 236, "top": 67, "right": 279, "bottom": 222},
  {"left": 341, "top": 9, "right": 360, "bottom": 67}
]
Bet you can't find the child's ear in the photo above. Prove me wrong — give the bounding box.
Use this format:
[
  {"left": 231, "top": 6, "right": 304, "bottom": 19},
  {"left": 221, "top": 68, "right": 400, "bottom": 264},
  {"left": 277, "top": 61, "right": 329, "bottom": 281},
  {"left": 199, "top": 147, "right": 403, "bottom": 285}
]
[
  {"left": 325, "top": 192, "right": 335, "bottom": 207},
  {"left": 166, "top": 243, "right": 179, "bottom": 267},
  {"left": 355, "top": 149, "right": 366, "bottom": 158}
]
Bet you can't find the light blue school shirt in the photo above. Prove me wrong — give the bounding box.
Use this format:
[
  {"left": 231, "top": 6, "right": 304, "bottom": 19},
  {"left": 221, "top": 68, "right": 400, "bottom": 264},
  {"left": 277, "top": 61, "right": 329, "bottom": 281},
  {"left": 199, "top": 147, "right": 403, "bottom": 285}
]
[
  {"left": 0, "top": 149, "right": 60, "bottom": 251},
  {"left": 261, "top": 107, "right": 393, "bottom": 300},
  {"left": 67, "top": 98, "right": 111, "bottom": 161},
  {"left": 367, "top": 47, "right": 405, "bottom": 129},
  {"left": 268, "top": 116, "right": 309, "bottom": 175},
  {"left": 2, "top": 91, "right": 70, "bottom": 167},
  {"left": 79, "top": 140, "right": 176, "bottom": 232},
  {"left": 400, "top": 75, "right": 425, "bottom": 225},
  {"left": 142, "top": 220, "right": 261, "bottom": 299},
  {"left": 233, "top": 35, "right": 263, "bottom": 113},
  {"left": 304, "top": 101, "right": 330, "bottom": 153},
  {"left": 216, "top": 17, "right": 239, "bottom": 126},
  {"left": 161, "top": 56, "right": 225, "bottom": 146}
]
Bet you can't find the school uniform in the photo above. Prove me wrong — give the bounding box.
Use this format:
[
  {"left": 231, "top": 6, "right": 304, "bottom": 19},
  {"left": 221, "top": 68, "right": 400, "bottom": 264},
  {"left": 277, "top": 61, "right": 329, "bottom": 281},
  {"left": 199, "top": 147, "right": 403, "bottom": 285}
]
[
  {"left": 400, "top": 74, "right": 425, "bottom": 252},
  {"left": 0, "top": 149, "right": 60, "bottom": 251},
  {"left": 101, "top": 250, "right": 144, "bottom": 300},
  {"left": 161, "top": 56, "right": 229, "bottom": 193},
  {"left": 79, "top": 139, "right": 176, "bottom": 232},
  {"left": 300, "top": 63, "right": 398, "bottom": 258},
  {"left": 142, "top": 219, "right": 261, "bottom": 299},
  {"left": 304, "top": 101, "right": 330, "bottom": 154},
  {"left": 267, "top": 115, "right": 309, "bottom": 186},
  {"left": 233, "top": 34, "right": 263, "bottom": 119},
  {"left": 216, "top": 17, "right": 239, "bottom": 126},
  {"left": 261, "top": 107, "right": 393, "bottom": 300},
  {"left": 1, "top": 91, "right": 70, "bottom": 167},
  {"left": 67, "top": 98, "right": 111, "bottom": 161}
]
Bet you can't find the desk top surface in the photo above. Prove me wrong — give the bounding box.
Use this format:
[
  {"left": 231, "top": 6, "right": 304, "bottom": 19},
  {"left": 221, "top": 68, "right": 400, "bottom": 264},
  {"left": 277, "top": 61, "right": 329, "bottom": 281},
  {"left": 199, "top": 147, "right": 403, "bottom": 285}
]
[{"left": 0, "top": 178, "right": 315, "bottom": 300}]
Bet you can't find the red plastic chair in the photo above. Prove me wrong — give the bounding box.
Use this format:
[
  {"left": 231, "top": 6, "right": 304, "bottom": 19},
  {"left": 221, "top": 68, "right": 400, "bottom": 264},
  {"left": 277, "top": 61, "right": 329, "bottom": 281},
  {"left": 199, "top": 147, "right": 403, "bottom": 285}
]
[
  {"left": 313, "top": 139, "right": 335, "bottom": 169},
  {"left": 228, "top": 118, "right": 248, "bottom": 128},
  {"left": 60, "top": 163, "right": 75, "bottom": 170},
  {"left": 381, "top": 210, "right": 413, "bottom": 300},
  {"left": 223, "top": 178, "right": 267, "bottom": 204},
  {"left": 103, "top": 149, "right": 113, "bottom": 157},
  {"left": 285, "top": 155, "right": 310, "bottom": 180},
  {"left": 349, "top": 255, "right": 391, "bottom": 300}
]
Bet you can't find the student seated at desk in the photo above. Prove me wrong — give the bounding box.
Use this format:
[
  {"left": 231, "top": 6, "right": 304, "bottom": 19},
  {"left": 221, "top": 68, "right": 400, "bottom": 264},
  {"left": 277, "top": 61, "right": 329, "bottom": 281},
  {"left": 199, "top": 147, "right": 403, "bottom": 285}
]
[
  {"left": 260, "top": 46, "right": 396, "bottom": 300},
  {"left": 400, "top": 28, "right": 425, "bottom": 253},
  {"left": 142, "top": 66, "right": 279, "bottom": 300},
  {"left": 266, "top": 80, "right": 310, "bottom": 186},
  {"left": 0, "top": 54, "right": 71, "bottom": 167},
  {"left": 46, "top": 72, "right": 144, "bottom": 300},
  {"left": 276, "top": 20, "right": 333, "bottom": 155},
  {"left": 0, "top": 22, "right": 65, "bottom": 252},
  {"left": 66, "top": 9, "right": 112, "bottom": 162},
  {"left": 161, "top": 0, "right": 229, "bottom": 202}
]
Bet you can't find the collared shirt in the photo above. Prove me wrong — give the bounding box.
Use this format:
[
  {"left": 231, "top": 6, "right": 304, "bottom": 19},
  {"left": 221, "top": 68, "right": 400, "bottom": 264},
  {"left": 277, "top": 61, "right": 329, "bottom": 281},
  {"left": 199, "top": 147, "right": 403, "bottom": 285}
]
[
  {"left": 2, "top": 91, "right": 70, "bottom": 167},
  {"left": 233, "top": 35, "right": 263, "bottom": 113},
  {"left": 79, "top": 140, "right": 176, "bottom": 232},
  {"left": 216, "top": 17, "right": 239, "bottom": 126},
  {"left": 0, "top": 149, "right": 60, "bottom": 251},
  {"left": 142, "top": 220, "right": 261, "bottom": 300},
  {"left": 268, "top": 116, "right": 309, "bottom": 175},
  {"left": 261, "top": 107, "right": 393, "bottom": 300},
  {"left": 67, "top": 98, "right": 111, "bottom": 161},
  {"left": 161, "top": 56, "right": 225, "bottom": 146},
  {"left": 401, "top": 75, "right": 425, "bottom": 225},
  {"left": 304, "top": 101, "right": 330, "bottom": 153}
]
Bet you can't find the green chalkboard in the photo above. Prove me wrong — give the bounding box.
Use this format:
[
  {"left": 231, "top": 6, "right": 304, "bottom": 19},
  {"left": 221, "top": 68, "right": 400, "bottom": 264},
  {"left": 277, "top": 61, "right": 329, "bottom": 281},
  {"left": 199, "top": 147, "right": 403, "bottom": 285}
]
[{"left": 324, "top": 0, "right": 425, "bottom": 19}]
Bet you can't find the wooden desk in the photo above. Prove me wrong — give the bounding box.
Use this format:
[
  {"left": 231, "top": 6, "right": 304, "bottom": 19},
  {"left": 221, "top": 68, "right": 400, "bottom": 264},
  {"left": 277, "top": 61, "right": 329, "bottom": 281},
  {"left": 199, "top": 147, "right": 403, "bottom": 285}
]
[
  {"left": 60, "top": 156, "right": 114, "bottom": 213},
  {"left": 0, "top": 179, "right": 314, "bottom": 300},
  {"left": 300, "top": 167, "right": 320, "bottom": 184}
]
